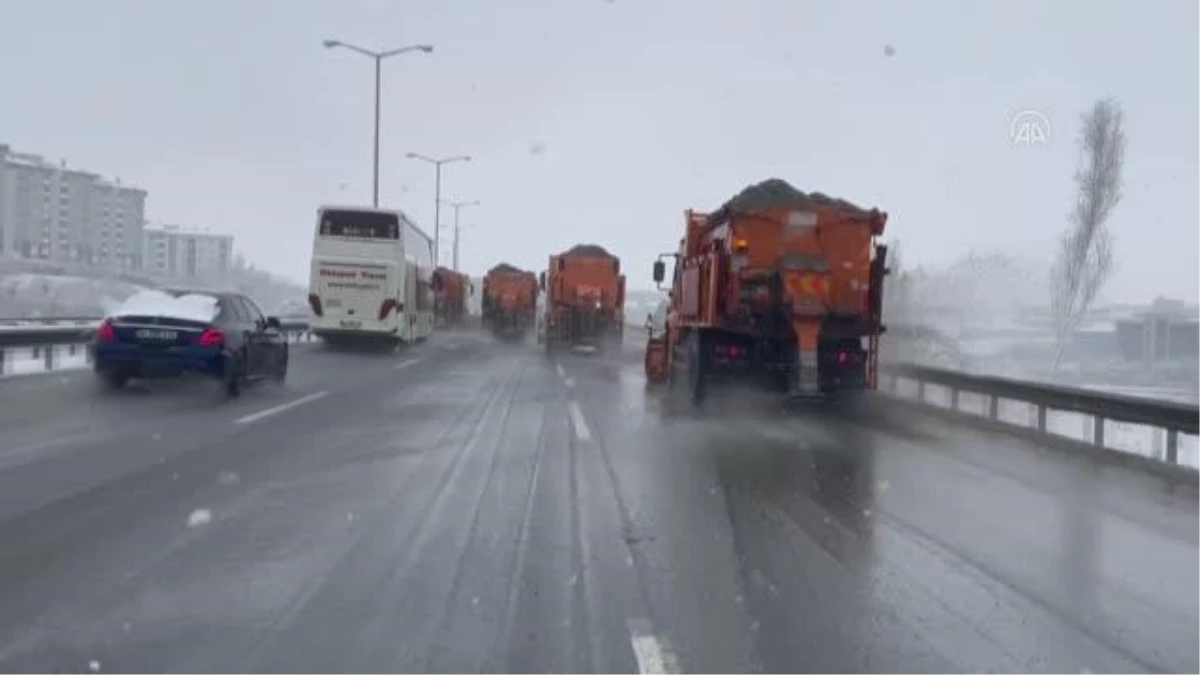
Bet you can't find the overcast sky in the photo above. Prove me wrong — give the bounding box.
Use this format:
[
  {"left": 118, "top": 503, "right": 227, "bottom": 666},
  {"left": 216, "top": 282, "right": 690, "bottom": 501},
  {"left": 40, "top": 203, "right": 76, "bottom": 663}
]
[{"left": 2, "top": 0, "right": 1195, "bottom": 302}]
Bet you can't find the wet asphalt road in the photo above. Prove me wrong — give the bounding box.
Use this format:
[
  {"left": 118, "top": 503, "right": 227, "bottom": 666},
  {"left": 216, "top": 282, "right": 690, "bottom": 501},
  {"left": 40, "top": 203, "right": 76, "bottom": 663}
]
[{"left": 0, "top": 332, "right": 1195, "bottom": 673}]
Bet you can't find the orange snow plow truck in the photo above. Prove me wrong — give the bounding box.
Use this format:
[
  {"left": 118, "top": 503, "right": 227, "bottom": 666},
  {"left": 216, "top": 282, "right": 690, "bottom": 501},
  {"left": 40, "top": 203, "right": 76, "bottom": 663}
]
[
  {"left": 431, "top": 266, "right": 470, "bottom": 328},
  {"left": 540, "top": 244, "right": 626, "bottom": 353},
  {"left": 647, "top": 179, "right": 888, "bottom": 404},
  {"left": 481, "top": 263, "right": 539, "bottom": 340}
]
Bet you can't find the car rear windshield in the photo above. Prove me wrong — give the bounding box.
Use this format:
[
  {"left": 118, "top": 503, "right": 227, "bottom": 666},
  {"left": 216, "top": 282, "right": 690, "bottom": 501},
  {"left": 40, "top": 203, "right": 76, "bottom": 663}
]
[{"left": 319, "top": 210, "right": 400, "bottom": 240}]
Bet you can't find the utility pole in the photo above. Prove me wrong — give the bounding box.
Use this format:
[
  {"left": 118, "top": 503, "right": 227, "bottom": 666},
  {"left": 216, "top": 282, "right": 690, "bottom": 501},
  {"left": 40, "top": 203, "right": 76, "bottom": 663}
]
[{"left": 440, "top": 199, "right": 479, "bottom": 271}]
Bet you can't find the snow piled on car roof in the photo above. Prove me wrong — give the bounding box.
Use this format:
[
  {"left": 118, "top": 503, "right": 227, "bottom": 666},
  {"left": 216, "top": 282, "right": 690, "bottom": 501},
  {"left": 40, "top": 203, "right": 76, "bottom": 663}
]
[{"left": 113, "top": 289, "right": 219, "bottom": 323}]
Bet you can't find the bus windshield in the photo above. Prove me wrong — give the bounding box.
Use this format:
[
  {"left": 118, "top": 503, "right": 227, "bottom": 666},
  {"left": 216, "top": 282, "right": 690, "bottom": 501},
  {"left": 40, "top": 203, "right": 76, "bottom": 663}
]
[{"left": 318, "top": 209, "right": 399, "bottom": 240}]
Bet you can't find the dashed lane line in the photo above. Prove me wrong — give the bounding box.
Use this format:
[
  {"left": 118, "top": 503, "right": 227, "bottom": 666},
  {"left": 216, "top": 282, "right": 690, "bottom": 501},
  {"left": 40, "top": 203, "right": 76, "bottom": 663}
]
[
  {"left": 568, "top": 400, "right": 592, "bottom": 442},
  {"left": 627, "top": 617, "right": 680, "bottom": 673},
  {"left": 394, "top": 358, "right": 420, "bottom": 370},
  {"left": 234, "top": 391, "right": 329, "bottom": 425}
]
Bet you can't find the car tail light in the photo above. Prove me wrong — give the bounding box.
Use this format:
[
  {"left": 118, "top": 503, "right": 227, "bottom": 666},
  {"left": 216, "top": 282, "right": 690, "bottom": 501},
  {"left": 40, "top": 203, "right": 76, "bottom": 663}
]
[
  {"left": 97, "top": 319, "right": 116, "bottom": 342},
  {"left": 379, "top": 298, "right": 398, "bottom": 320},
  {"left": 838, "top": 350, "right": 851, "bottom": 365},
  {"left": 198, "top": 329, "right": 225, "bottom": 348},
  {"left": 308, "top": 293, "right": 323, "bottom": 317}
]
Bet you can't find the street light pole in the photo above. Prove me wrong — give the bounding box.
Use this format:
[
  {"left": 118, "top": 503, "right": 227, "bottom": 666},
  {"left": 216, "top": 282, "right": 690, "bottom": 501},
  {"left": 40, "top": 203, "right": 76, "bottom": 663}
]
[
  {"left": 323, "top": 39, "right": 433, "bottom": 208},
  {"left": 434, "top": 163, "right": 442, "bottom": 264},
  {"left": 406, "top": 153, "right": 471, "bottom": 265},
  {"left": 451, "top": 200, "right": 459, "bottom": 270},
  {"left": 440, "top": 199, "right": 479, "bottom": 271},
  {"left": 373, "top": 57, "right": 381, "bottom": 207}
]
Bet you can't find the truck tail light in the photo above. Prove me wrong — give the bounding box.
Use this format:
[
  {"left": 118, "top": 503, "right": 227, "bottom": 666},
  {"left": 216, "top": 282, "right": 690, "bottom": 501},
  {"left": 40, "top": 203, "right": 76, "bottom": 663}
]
[{"left": 714, "top": 344, "right": 746, "bottom": 359}]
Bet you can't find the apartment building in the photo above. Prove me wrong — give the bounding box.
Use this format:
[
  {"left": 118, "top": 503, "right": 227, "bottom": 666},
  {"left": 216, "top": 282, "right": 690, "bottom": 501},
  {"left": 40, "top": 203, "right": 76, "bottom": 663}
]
[
  {"left": 144, "top": 224, "right": 233, "bottom": 277},
  {"left": 0, "top": 143, "right": 146, "bottom": 268}
]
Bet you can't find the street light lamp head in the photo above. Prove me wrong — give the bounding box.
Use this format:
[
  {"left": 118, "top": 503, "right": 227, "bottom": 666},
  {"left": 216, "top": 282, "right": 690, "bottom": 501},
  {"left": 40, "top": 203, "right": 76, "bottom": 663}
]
[
  {"left": 322, "top": 39, "right": 340, "bottom": 48},
  {"left": 418, "top": 45, "right": 434, "bottom": 53}
]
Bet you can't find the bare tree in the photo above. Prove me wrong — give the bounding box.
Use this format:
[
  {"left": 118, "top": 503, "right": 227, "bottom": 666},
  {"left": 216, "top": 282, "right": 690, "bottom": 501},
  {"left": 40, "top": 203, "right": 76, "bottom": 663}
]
[
  {"left": 1050, "top": 97, "right": 1125, "bottom": 371},
  {"left": 879, "top": 238, "right": 975, "bottom": 368}
]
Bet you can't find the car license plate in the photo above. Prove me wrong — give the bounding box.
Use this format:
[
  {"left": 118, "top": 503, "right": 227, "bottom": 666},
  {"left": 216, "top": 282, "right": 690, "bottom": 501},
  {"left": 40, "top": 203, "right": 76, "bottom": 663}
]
[
  {"left": 339, "top": 320, "right": 361, "bottom": 329},
  {"left": 136, "top": 329, "right": 178, "bottom": 340}
]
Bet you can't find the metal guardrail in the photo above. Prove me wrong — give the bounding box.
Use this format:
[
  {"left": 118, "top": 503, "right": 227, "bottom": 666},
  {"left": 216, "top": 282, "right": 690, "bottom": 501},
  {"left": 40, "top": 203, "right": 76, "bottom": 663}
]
[
  {"left": 3, "top": 316, "right": 1197, "bottom": 469},
  {"left": 0, "top": 323, "right": 103, "bottom": 347},
  {"left": 0, "top": 317, "right": 314, "bottom": 375},
  {"left": 882, "top": 363, "right": 1199, "bottom": 467},
  {"left": 0, "top": 317, "right": 311, "bottom": 347},
  {"left": 0, "top": 316, "right": 101, "bottom": 325}
]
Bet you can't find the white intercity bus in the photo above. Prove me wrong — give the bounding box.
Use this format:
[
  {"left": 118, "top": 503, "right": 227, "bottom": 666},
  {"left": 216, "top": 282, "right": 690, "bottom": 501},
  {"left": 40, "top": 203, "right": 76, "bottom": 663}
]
[{"left": 307, "top": 205, "right": 435, "bottom": 346}]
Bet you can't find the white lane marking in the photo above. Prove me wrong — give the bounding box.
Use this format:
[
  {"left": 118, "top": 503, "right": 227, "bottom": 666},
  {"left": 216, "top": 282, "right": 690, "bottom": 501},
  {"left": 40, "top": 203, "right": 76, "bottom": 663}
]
[
  {"left": 0, "top": 432, "right": 98, "bottom": 469},
  {"left": 564, "top": 376, "right": 575, "bottom": 389},
  {"left": 627, "top": 618, "right": 680, "bottom": 673},
  {"left": 555, "top": 362, "right": 566, "bottom": 378},
  {"left": 568, "top": 401, "right": 592, "bottom": 442},
  {"left": 394, "top": 358, "right": 419, "bottom": 370},
  {"left": 235, "top": 390, "right": 329, "bottom": 425}
]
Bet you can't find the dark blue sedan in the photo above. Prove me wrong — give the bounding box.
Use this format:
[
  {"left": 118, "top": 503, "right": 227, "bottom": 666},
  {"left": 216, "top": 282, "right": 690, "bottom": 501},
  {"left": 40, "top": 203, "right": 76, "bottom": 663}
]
[{"left": 91, "top": 289, "right": 289, "bottom": 397}]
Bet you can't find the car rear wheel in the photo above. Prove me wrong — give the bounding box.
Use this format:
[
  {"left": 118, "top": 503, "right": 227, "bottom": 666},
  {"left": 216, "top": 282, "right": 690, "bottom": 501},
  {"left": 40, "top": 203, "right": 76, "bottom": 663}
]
[
  {"left": 97, "top": 368, "right": 128, "bottom": 390},
  {"left": 271, "top": 349, "right": 288, "bottom": 385},
  {"left": 222, "top": 352, "right": 245, "bottom": 398}
]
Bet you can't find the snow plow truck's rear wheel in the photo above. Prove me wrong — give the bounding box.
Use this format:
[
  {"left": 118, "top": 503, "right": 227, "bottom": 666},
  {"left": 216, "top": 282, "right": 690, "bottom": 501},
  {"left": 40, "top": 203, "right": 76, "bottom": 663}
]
[{"left": 686, "top": 331, "right": 707, "bottom": 407}]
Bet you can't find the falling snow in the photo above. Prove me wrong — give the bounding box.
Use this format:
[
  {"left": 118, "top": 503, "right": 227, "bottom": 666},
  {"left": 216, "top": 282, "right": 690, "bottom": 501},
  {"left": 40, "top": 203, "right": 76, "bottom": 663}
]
[{"left": 187, "top": 509, "right": 213, "bottom": 527}]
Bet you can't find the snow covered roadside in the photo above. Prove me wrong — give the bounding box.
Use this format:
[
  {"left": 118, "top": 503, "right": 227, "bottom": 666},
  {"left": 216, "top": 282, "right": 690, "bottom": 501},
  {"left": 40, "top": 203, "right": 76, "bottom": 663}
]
[
  {"left": 0, "top": 273, "right": 149, "bottom": 319},
  {"left": 1, "top": 331, "right": 316, "bottom": 380},
  {"left": 1, "top": 269, "right": 308, "bottom": 319}
]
